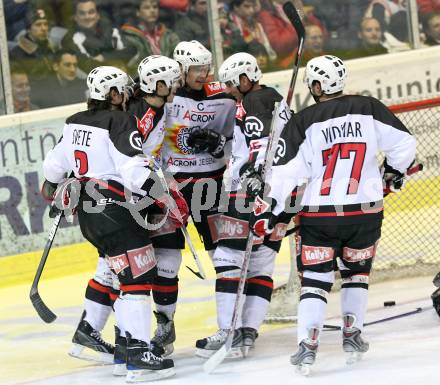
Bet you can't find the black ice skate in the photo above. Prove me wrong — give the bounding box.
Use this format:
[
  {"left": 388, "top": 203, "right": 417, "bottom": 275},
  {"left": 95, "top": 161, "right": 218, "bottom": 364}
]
[
  {"left": 113, "top": 326, "right": 127, "bottom": 376},
  {"left": 151, "top": 311, "right": 176, "bottom": 357},
  {"left": 241, "top": 327, "right": 258, "bottom": 356},
  {"left": 290, "top": 327, "right": 319, "bottom": 376},
  {"left": 125, "top": 333, "right": 175, "bottom": 382},
  {"left": 69, "top": 311, "right": 114, "bottom": 364},
  {"left": 195, "top": 328, "right": 244, "bottom": 359},
  {"left": 342, "top": 314, "right": 369, "bottom": 365}
]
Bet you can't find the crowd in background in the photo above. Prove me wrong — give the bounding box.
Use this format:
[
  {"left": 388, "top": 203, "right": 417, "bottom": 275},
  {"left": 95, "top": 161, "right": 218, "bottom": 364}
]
[{"left": 4, "top": 0, "right": 440, "bottom": 112}]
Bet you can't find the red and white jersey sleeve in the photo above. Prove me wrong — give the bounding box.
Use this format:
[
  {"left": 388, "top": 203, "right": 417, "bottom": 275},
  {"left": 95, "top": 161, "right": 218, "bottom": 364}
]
[{"left": 268, "top": 95, "right": 416, "bottom": 224}]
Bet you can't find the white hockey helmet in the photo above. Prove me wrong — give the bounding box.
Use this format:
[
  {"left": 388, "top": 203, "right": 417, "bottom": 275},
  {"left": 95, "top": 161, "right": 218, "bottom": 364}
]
[
  {"left": 218, "top": 52, "right": 262, "bottom": 87},
  {"left": 138, "top": 55, "right": 181, "bottom": 93},
  {"left": 304, "top": 55, "right": 347, "bottom": 94},
  {"left": 173, "top": 40, "right": 212, "bottom": 73},
  {"left": 87, "top": 66, "right": 130, "bottom": 101}
]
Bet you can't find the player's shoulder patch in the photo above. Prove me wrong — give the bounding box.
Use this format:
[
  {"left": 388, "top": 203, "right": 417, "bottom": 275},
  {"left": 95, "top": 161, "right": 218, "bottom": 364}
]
[{"left": 204, "top": 82, "right": 227, "bottom": 97}]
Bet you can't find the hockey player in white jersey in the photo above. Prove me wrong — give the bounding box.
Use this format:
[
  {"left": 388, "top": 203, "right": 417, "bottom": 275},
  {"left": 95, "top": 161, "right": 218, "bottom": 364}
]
[
  {"left": 145, "top": 41, "right": 236, "bottom": 355},
  {"left": 42, "top": 66, "right": 188, "bottom": 381},
  {"left": 249, "top": 55, "right": 416, "bottom": 374},
  {"left": 194, "top": 52, "right": 295, "bottom": 358}
]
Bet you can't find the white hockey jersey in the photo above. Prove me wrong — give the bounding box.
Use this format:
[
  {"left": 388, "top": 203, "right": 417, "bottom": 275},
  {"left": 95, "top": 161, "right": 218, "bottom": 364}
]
[
  {"left": 268, "top": 95, "right": 416, "bottom": 224},
  {"left": 161, "top": 82, "right": 236, "bottom": 179},
  {"left": 43, "top": 109, "right": 151, "bottom": 196}
]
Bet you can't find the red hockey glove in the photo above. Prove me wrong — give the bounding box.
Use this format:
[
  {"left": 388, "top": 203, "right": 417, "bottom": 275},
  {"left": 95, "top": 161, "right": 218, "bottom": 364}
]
[
  {"left": 249, "top": 195, "right": 276, "bottom": 237},
  {"left": 41, "top": 178, "right": 81, "bottom": 220},
  {"left": 156, "top": 183, "right": 189, "bottom": 228}
]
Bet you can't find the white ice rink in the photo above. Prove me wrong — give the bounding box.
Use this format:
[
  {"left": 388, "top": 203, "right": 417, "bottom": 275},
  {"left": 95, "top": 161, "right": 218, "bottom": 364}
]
[{"left": 20, "top": 283, "right": 440, "bottom": 385}]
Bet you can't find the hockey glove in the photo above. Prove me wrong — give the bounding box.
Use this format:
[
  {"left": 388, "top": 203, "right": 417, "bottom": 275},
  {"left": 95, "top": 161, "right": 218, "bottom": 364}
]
[
  {"left": 382, "top": 159, "right": 406, "bottom": 194},
  {"left": 42, "top": 178, "right": 81, "bottom": 221},
  {"left": 239, "top": 162, "right": 264, "bottom": 197},
  {"left": 433, "top": 271, "right": 440, "bottom": 288},
  {"left": 432, "top": 287, "right": 440, "bottom": 318},
  {"left": 249, "top": 195, "right": 276, "bottom": 237},
  {"left": 155, "top": 181, "right": 189, "bottom": 228},
  {"left": 187, "top": 128, "right": 226, "bottom": 158}
]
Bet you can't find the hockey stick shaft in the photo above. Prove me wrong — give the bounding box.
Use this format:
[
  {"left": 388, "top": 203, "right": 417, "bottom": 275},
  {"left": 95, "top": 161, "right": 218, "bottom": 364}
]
[
  {"left": 29, "top": 212, "right": 62, "bottom": 323},
  {"left": 323, "top": 307, "right": 425, "bottom": 331}
]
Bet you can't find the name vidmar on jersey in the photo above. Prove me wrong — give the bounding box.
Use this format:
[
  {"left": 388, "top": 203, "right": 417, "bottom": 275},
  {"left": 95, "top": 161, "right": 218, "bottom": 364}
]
[{"left": 162, "top": 82, "right": 236, "bottom": 175}]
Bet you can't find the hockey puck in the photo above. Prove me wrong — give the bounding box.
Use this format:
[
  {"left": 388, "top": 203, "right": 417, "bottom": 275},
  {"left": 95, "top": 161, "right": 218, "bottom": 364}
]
[{"left": 384, "top": 301, "right": 396, "bottom": 307}]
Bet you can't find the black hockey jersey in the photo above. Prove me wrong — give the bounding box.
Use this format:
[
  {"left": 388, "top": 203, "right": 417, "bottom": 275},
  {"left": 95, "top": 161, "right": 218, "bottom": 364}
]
[
  {"left": 268, "top": 95, "right": 417, "bottom": 224},
  {"left": 161, "top": 82, "right": 236, "bottom": 179},
  {"left": 226, "top": 86, "right": 291, "bottom": 192},
  {"left": 43, "top": 109, "right": 152, "bottom": 196}
]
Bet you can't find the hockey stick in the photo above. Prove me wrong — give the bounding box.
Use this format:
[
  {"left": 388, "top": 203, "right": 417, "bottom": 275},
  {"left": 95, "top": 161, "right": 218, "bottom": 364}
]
[
  {"left": 283, "top": 1, "right": 306, "bottom": 107},
  {"left": 383, "top": 163, "right": 423, "bottom": 195},
  {"left": 155, "top": 169, "right": 206, "bottom": 280},
  {"left": 323, "top": 307, "right": 426, "bottom": 331},
  {"left": 204, "top": 102, "right": 284, "bottom": 374},
  {"left": 29, "top": 212, "right": 62, "bottom": 323}
]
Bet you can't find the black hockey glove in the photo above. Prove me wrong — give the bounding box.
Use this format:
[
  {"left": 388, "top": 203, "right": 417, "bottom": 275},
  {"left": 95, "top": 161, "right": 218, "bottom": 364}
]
[
  {"left": 432, "top": 287, "right": 440, "bottom": 318},
  {"left": 382, "top": 158, "right": 406, "bottom": 195},
  {"left": 433, "top": 271, "right": 440, "bottom": 287},
  {"left": 239, "top": 162, "right": 264, "bottom": 198},
  {"left": 187, "top": 128, "right": 226, "bottom": 158},
  {"left": 249, "top": 195, "right": 277, "bottom": 237}
]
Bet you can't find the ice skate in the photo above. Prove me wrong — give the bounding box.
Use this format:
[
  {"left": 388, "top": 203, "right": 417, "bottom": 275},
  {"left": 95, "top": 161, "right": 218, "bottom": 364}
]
[
  {"left": 241, "top": 327, "right": 258, "bottom": 356},
  {"left": 342, "top": 314, "right": 369, "bottom": 365},
  {"left": 69, "top": 311, "right": 114, "bottom": 364},
  {"left": 113, "top": 326, "right": 127, "bottom": 376},
  {"left": 195, "top": 328, "right": 243, "bottom": 359},
  {"left": 151, "top": 311, "right": 176, "bottom": 357},
  {"left": 290, "top": 327, "right": 319, "bottom": 376},
  {"left": 125, "top": 333, "right": 175, "bottom": 382}
]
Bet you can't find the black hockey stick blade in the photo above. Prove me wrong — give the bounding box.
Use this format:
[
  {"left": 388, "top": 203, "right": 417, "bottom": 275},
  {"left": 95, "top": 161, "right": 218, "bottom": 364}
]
[
  {"left": 30, "top": 290, "right": 57, "bottom": 323},
  {"left": 282, "top": 2, "right": 305, "bottom": 39},
  {"left": 323, "top": 307, "right": 425, "bottom": 331},
  {"left": 186, "top": 265, "right": 205, "bottom": 280}
]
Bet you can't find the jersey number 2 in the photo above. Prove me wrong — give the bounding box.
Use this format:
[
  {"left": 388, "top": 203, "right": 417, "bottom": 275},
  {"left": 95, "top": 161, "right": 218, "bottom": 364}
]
[
  {"left": 74, "top": 150, "right": 89, "bottom": 175},
  {"left": 321, "top": 143, "right": 366, "bottom": 195}
]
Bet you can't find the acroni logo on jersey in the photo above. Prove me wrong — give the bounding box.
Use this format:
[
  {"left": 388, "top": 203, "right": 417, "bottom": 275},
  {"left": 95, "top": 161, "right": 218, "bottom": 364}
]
[
  {"left": 166, "top": 124, "right": 195, "bottom": 155},
  {"left": 183, "top": 103, "right": 216, "bottom": 123}
]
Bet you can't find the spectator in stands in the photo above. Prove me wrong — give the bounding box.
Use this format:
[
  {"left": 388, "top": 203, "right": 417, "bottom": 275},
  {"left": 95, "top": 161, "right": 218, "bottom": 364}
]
[
  {"left": 305, "top": 0, "right": 370, "bottom": 51},
  {"left": 343, "top": 17, "right": 388, "bottom": 59},
  {"left": 423, "top": 12, "right": 440, "bottom": 45},
  {"left": 174, "top": 0, "right": 210, "bottom": 48},
  {"left": 35, "top": 50, "right": 86, "bottom": 108},
  {"left": 257, "top": 0, "right": 298, "bottom": 69},
  {"left": 11, "top": 67, "right": 39, "bottom": 112},
  {"left": 122, "top": 0, "right": 180, "bottom": 74},
  {"left": 32, "top": 0, "right": 75, "bottom": 30},
  {"left": 229, "top": 0, "right": 276, "bottom": 61},
  {"left": 218, "top": 1, "right": 248, "bottom": 57},
  {"left": 417, "top": 0, "right": 440, "bottom": 15},
  {"left": 62, "top": 0, "right": 135, "bottom": 73},
  {"left": 9, "top": 8, "right": 55, "bottom": 89},
  {"left": 248, "top": 41, "right": 274, "bottom": 72},
  {"left": 4, "top": 0, "right": 30, "bottom": 42},
  {"left": 303, "top": 24, "right": 326, "bottom": 63}
]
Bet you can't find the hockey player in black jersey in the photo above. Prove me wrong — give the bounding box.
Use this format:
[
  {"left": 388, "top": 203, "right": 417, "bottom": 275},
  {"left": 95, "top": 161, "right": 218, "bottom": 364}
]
[
  {"left": 250, "top": 55, "right": 416, "bottom": 374},
  {"left": 42, "top": 66, "right": 188, "bottom": 381},
  {"left": 194, "top": 52, "right": 295, "bottom": 358},
  {"left": 145, "top": 40, "right": 236, "bottom": 355},
  {"left": 125, "top": 55, "right": 189, "bottom": 359}
]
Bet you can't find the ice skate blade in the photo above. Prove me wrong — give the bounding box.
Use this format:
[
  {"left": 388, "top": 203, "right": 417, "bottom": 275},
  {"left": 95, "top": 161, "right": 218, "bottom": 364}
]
[
  {"left": 113, "top": 363, "right": 127, "bottom": 376},
  {"left": 126, "top": 367, "right": 175, "bottom": 382},
  {"left": 196, "top": 347, "right": 243, "bottom": 359},
  {"left": 295, "top": 363, "right": 312, "bottom": 376},
  {"left": 68, "top": 343, "right": 113, "bottom": 364},
  {"left": 346, "top": 352, "right": 363, "bottom": 365}
]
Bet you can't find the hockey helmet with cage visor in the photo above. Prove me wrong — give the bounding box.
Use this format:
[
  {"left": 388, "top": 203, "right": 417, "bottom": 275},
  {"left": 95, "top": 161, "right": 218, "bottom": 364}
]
[
  {"left": 219, "top": 52, "right": 262, "bottom": 90},
  {"left": 87, "top": 66, "right": 132, "bottom": 101},
  {"left": 173, "top": 40, "right": 212, "bottom": 74},
  {"left": 138, "top": 55, "right": 182, "bottom": 94},
  {"left": 304, "top": 55, "right": 347, "bottom": 95}
]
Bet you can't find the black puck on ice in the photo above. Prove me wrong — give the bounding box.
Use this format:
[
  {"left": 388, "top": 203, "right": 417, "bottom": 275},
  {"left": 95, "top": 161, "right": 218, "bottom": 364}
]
[{"left": 384, "top": 301, "right": 396, "bottom": 307}]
